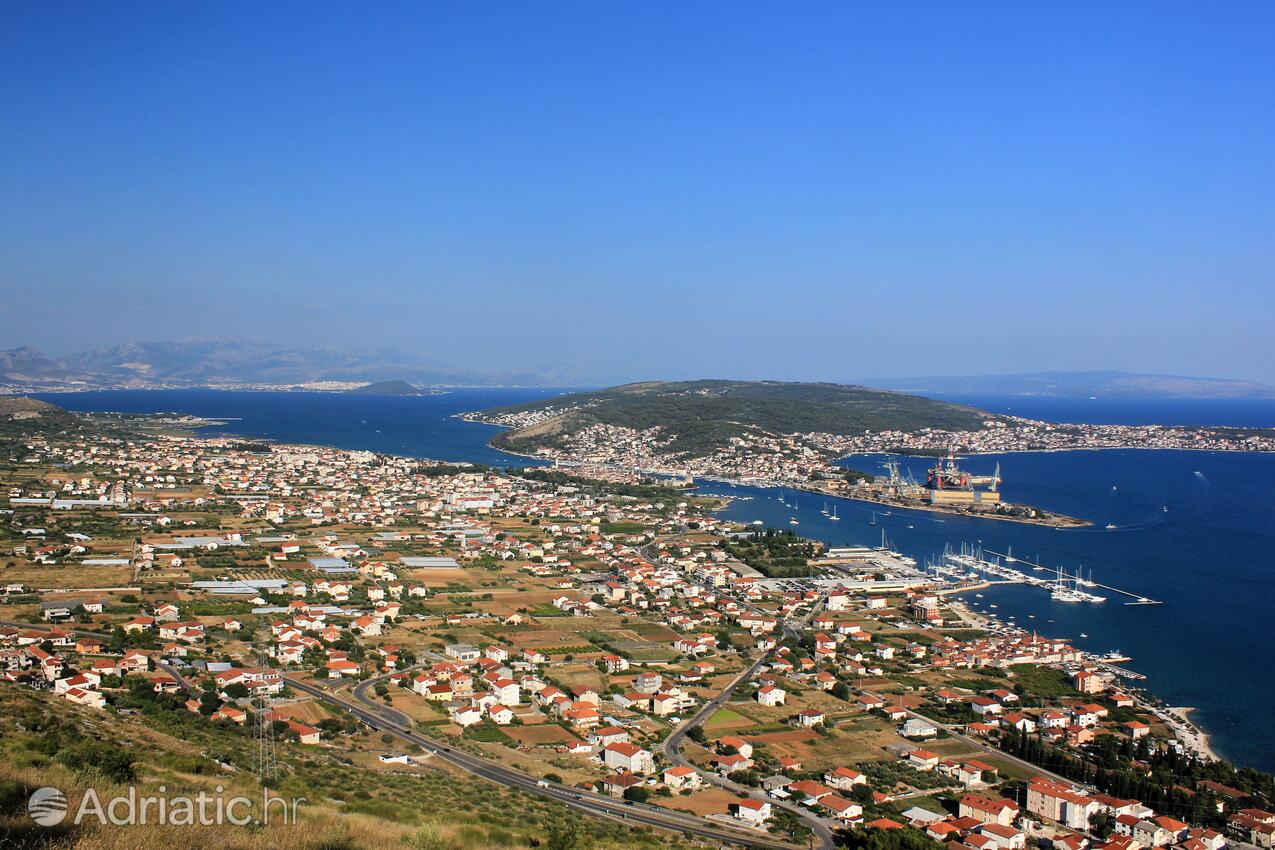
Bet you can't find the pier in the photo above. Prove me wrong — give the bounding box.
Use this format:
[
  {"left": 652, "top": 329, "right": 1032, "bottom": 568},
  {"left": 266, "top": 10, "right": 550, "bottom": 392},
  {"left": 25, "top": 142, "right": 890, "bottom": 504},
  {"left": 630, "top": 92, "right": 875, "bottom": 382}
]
[{"left": 982, "top": 550, "right": 1161, "bottom": 606}]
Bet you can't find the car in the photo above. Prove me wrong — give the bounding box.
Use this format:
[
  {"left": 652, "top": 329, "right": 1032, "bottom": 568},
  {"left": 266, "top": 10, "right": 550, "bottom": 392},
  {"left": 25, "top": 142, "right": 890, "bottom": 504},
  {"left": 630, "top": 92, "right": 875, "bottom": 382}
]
[{"left": 536, "top": 779, "right": 550, "bottom": 788}]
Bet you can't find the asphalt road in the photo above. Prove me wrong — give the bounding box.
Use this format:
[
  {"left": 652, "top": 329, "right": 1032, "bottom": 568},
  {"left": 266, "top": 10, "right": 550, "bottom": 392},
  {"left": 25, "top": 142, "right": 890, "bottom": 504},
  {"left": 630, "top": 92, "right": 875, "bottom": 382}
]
[{"left": 286, "top": 673, "right": 801, "bottom": 850}]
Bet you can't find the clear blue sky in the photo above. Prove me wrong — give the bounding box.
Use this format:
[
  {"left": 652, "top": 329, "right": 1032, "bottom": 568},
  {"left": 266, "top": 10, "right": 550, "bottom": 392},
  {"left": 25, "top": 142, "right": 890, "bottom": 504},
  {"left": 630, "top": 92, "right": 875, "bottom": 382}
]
[{"left": 2, "top": 3, "right": 1273, "bottom": 384}]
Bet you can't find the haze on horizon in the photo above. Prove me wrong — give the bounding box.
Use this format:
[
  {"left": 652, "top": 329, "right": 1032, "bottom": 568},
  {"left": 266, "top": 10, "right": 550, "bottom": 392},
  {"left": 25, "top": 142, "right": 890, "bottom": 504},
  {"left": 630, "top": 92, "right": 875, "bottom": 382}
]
[{"left": 3, "top": 3, "right": 1274, "bottom": 386}]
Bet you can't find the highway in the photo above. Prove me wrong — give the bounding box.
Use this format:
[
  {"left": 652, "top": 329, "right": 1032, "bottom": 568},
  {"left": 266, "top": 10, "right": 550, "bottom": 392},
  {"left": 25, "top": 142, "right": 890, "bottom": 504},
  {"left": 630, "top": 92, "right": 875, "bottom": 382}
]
[
  {"left": 286, "top": 672, "right": 802, "bottom": 850},
  {"left": 3, "top": 618, "right": 799, "bottom": 845}
]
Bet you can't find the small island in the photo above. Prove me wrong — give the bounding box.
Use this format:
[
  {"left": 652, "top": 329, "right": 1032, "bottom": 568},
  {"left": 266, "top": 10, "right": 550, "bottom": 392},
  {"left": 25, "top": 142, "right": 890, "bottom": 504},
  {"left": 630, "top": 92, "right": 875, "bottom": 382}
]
[{"left": 346, "top": 379, "right": 423, "bottom": 396}]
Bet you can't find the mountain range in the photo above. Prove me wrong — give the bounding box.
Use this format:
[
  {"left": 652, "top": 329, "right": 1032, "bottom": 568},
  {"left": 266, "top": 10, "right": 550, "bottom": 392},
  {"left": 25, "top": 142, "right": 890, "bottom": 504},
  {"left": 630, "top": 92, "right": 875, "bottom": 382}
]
[
  {"left": 0, "top": 340, "right": 563, "bottom": 389},
  {"left": 3, "top": 340, "right": 1273, "bottom": 399},
  {"left": 862, "top": 370, "right": 1275, "bottom": 400}
]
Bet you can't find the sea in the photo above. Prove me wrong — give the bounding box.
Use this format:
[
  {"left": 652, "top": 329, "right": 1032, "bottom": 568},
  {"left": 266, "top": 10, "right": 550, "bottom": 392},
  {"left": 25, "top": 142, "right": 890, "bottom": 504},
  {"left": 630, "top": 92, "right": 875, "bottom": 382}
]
[{"left": 35, "top": 389, "right": 1275, "bottom": 773}]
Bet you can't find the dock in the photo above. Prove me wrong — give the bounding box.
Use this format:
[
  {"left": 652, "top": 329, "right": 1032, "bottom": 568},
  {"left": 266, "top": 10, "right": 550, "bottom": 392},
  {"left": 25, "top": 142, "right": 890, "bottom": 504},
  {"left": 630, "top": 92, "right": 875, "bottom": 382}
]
[{"left": 982, "top": 550, "right": 1161, "bottom": 606}]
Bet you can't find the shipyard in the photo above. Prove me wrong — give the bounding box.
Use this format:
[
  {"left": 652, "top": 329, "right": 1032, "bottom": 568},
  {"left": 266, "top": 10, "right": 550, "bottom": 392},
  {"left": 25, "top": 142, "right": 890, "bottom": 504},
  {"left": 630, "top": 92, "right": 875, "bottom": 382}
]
[{"left": 800, "top": 450, "right": 1092, "bottom": 529}]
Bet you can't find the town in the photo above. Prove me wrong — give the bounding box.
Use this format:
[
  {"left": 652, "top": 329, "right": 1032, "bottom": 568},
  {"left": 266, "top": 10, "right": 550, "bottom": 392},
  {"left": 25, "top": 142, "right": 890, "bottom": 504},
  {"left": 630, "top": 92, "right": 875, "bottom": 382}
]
[
  {"left": 471, "top": 408, "right": 1275, "bottom": 500},
  {"left": 0, "top": 418, "right": 1271, "bottom": 850}
]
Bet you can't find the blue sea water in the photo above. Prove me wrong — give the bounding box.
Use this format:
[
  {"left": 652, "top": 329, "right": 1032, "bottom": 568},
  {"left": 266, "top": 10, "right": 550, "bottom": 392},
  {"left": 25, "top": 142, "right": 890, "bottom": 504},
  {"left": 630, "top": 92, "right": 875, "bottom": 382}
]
[
  {"left": 33, "top": 389, "right": 1275, "bottom": 772},
  {"left": 37, "top": 388, "right": 559, "bottom": 467}
]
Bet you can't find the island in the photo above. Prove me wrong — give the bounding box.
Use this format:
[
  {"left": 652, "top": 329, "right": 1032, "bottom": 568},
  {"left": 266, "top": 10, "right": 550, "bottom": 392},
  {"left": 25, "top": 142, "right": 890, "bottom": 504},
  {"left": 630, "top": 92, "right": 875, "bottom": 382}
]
[
  {"left": 466, "top": 379, "right": 1275, "bottom": 527},
  {"left": 346, "top": 379, "right": 424, "bottom": 396}
]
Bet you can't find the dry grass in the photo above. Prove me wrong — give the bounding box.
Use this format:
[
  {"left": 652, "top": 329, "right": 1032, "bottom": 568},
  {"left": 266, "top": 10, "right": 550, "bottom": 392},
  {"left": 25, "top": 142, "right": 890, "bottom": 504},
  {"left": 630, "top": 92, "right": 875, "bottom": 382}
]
[
  {"left": 1, "top": 565, "right": 134, "bottom": 589},
  {"left": 0, "top": 687, "right": 699, "bottom": 850}
]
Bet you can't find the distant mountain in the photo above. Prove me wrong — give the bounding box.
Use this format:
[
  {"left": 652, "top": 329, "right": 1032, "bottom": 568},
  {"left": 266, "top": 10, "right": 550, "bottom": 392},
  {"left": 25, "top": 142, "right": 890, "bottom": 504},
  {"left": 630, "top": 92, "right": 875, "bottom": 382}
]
[
  {"left": 0, "top": 347, "right": 70, "bottom": 382},
  {"left": 346, "top": 380, "right": 421, "bottom": 396},
  {"left": 864, "top": 371, "right": 1275, "bottom": 400},
  {"left": 0, "top": 340, "right": 561, "bottom": 389},
  {"left": 473, "top": 379, "right": 999, "bottom": 457}
]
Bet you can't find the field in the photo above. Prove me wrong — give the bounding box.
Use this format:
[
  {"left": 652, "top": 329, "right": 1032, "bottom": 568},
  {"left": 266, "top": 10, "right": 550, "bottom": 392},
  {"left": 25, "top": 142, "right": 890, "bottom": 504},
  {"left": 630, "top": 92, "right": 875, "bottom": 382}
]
[
  {"left": 506, "top": 725, "right": 579, "bottom": 746},
  {"left": 1, "top": 563, "right": 134, "bottom": 589},
  {"left": 654, "top": 786, "right": 742, "bottom": 817}
]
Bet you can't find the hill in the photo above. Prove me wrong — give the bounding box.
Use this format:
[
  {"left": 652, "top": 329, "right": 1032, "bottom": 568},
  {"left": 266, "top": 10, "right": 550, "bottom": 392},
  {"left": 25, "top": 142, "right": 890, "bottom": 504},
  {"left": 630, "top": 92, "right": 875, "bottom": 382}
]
[
  {"left": 475, "top": 379, "right": 998, "bottom": 457},
  {"left": 865, "top": 370, "right": 1275, "bottom": 399},
  {"left": 0, "top": 395, "right": 63, "bottom": 419},
  {"left": 0, "top": 686, "right": 668, "bottom": 850},
  {"left": 0, "top": 396, "right": 74, "bottom": 435},
  {"left": 346, "top": 379, "right": 420, "bottom": 395}
]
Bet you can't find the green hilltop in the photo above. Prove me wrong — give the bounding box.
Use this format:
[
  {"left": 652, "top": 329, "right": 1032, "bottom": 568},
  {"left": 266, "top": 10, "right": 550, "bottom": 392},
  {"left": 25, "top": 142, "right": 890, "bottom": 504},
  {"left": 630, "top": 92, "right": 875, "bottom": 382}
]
[
  {"left": 346, "top": 379, "right": 421, "bottom": 396},
  {"left": 477, "top": 379, "right": 998, "bottom": 457}
]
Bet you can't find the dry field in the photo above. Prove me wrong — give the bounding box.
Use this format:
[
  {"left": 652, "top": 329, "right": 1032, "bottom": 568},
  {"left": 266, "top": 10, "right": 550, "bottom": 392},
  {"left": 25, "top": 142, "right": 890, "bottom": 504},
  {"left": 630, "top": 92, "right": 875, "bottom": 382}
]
[
  {"left": 2, "top": 563, "right": 134, "bottom": 589},
  {"left": 654, "top": 786, "right": 741, "bottom": 817},
  {"left": 506, "top": 725, "right": 579, "bottom": 746}
]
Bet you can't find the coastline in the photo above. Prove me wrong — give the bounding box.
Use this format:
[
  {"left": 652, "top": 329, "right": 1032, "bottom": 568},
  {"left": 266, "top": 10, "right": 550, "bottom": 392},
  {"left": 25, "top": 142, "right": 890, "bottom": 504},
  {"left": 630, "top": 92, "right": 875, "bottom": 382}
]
[
  {"left": 27, "top": 391, "right": 1259, "bottom": 773},
  {"left": 943, "top": 597, "right": 1221, "bottom": 764}
]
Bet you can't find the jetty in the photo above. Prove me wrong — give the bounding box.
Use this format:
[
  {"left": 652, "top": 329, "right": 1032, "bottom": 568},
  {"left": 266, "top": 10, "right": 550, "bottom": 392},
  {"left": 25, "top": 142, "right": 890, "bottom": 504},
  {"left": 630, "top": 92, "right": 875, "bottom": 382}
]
[{"left": 982, "top": 550, "right": 1161, "bottom": 605}]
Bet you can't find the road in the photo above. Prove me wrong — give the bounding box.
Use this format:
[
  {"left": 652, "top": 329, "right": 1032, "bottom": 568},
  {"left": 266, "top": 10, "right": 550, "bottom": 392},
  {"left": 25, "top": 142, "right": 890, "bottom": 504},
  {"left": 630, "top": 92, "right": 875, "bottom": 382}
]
[
  {"left": 658, "top": 595, "right": 839, "bottom": 850},
  {"left": 286, "top": 673, "right": 801, "bottom": 850}
]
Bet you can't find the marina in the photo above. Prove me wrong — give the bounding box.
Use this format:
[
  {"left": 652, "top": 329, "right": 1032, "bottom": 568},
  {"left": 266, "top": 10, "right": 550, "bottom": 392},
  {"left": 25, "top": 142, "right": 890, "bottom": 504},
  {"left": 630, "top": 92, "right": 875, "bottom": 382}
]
[
  {"left": 934, "top": 543, "right": 1160, "bottom": 606},
  {"left": 983, "top": 549, "right": 1162, "bottom": 605}
]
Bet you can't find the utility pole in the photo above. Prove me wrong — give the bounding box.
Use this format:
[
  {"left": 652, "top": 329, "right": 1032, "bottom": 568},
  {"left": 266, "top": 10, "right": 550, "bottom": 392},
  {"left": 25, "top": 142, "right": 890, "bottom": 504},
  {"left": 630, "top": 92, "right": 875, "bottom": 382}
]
[{"left": 253, "top": 640, "right": 277, "bottom": 786}]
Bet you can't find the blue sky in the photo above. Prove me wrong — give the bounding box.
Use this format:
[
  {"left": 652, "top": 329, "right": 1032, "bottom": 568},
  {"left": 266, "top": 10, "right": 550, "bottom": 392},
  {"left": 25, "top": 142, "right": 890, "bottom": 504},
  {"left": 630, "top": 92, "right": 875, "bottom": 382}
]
[{"left": 2, "top": 3, "right": 1273, "bottom": 384}]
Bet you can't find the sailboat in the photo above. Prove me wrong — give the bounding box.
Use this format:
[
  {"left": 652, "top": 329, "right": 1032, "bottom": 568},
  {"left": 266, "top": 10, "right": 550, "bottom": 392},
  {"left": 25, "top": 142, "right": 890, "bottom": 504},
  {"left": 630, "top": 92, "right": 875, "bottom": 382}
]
[
  {"left": 829, "top": 504, "right": 840, "bottom": 521},
  {"left": 821, "top": 501, "right": 829, "bottom": 516},
  {"left": 868, "top": 511, "right": 876, "bottom": 526},
  {"left": 1051, "top": 568, "right": 1084, "bottom": 602}
]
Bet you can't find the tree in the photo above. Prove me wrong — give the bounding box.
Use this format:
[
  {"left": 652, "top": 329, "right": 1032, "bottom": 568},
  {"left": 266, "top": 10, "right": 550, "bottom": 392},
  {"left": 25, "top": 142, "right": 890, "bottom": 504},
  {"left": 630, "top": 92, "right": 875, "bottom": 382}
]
[
  {"left": 623, "top": 786, "right": 650, "bottom": 803},
  {"left": 1090, "top": 811, "right": 1116, "bottom": 839}
]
